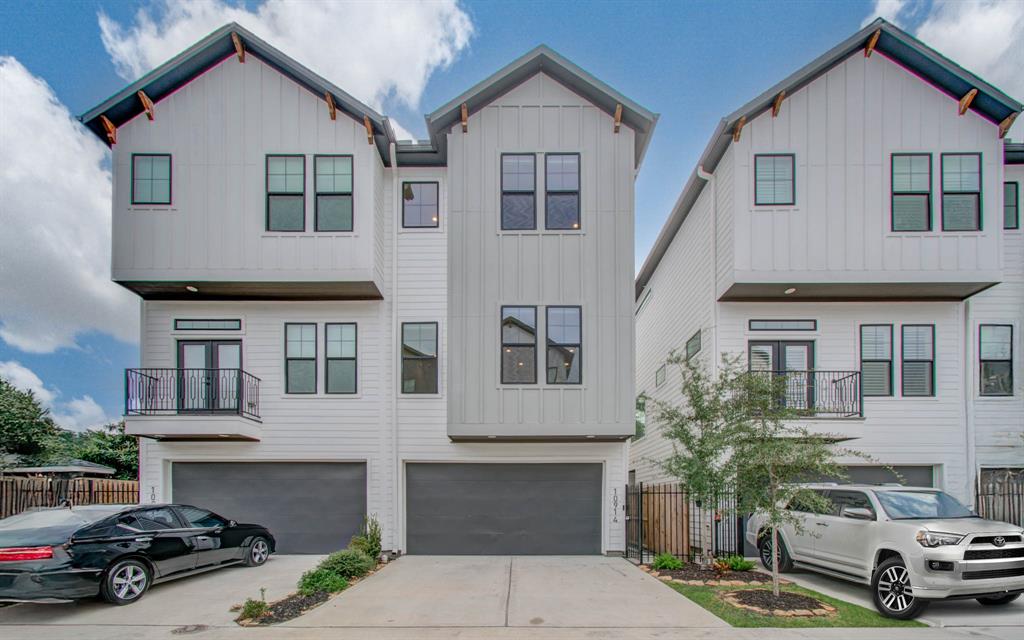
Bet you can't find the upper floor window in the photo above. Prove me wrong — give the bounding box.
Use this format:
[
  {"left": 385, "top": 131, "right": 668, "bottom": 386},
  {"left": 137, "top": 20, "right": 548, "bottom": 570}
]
[
  {"left": 402, "top": 182, "right": 439, "bottom": 228},
  {"left": 685, "top": 330, "right": 702, "bottom": 362},
  {"left": 1006, "top": 182, "right": 1020, "bottom": 230},
  {"left": 267, "top": 155, "right": 305, "bottom": 231},
  {"left": 901, "top": 325, "right": 935, "bottom": 397},
  {"left": 284, "top": 323, "right": 316, "bottom": 394},
  {"left": 314, "top": 155, "right": 353, "bottom": 232},
  {"left": 501, "top": 154, "right": 536, "bottom": 230},
  {"left": 634, "top": 395, "right": 646, "bottom": 440},
  {"left": 891, "top": 154, "right": 931, "bottom": 231},
  {"left": 174, "top": 319, "right": 241, "bottom": 331},
  {"left": 860, "top": 324, "right": 893, "bottom": 397},
  {"left": 546, "top": 306, "right": 581, "bottom": 384},
  {"left": 941, "top": 153, "right": 981, "bottom": 231},
  {"left": 132, "top": 154, "right": 171, "bottom": 205},
  {"left": 754, "top": 154, "right": 794, "bottom": 206},
  {"left": 402, "top": 322, "right": 438, "bottom": 394},
  {"left": 979, "top": 324, "right": 1013, "bottom": 396},
  {"left": 325, "top": 323, "right": 357, "bottom": 394},
  {"left": 545, "top": 154, "right": 580, "bottom": 230},
  {"left": 501, "top": 306, "right": 537, "bottom": 384},
  {"left": 655, "top": 364, "right": 666, "bottom": 387},
  {"left": 749, "top": 319, "right": 816, "bottom": 331}
]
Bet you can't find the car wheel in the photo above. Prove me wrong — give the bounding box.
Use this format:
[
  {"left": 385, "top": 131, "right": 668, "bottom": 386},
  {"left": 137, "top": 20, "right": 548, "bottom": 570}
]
[
  {"left": 244, "top": 537, "right": 270, "bottom": 567},
  {"left": 977, "top": 593, "right": 1020, "bottom": 606},
  {"left": 758, "top": 531, "right": 793, "bottom": 573},
  {"left": 101, "top": 559, "right": 151, "bottom": 605},
  {"left": 871, "top": 557, "right": 929, "bottom": 619}
]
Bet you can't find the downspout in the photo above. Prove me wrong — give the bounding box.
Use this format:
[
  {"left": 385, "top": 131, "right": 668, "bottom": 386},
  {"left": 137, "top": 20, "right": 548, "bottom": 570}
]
[
  {"left": 696, "top": 165, "right": 718, "bottom": 378},
  {"left": 389, "top": 142, "right": 402, "bottom": 552},
  {"left": 962, "top": 298, "right": 976, "bottom": 507}
]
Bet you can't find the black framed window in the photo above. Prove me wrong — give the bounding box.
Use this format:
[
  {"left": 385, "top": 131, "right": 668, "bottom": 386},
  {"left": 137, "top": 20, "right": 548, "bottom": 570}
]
[
  {"left": 132, "top": 154, "right": 171, "bottom": 205},
  {"left": 1005, "top": 182, "right": 1020, "bottom": 230},
  {"left": 980, "top": 324, "right": 1013, "bottom": 396},
  {"left": 685, "top": 331, "right": 701, "bottom": 361},
  {"left": 501, "top": 154, "right": 535, "bottom": 230},
  {"left": 749, "top": 319, "right": 816, "bottom": 331},
  {"left": 634, "top": 395, "right": 646, "bottom": 440},
  {"left": 174, "top": 319, "right": 241, "bottom": 331},
  {"left": 655, "top": 364, "right": 666, "bottom": 387},
  {"left": 545, "top": 153, "right": 580, "bottom": 229},
  {"left": 902, "top": 325, "right": 935, "bottom": 397},
  {"left": 501, "top": 306, "right": 536, "bottom": 384},
  {"left": 860, "top": 324, "right": 893, "bottom": 397},
  {"left": 402, "top": 182, "right": 439, "bottom": 228},
  {"left": 891, "top": 154, "right": 931, "bottom": 231},
  {"left": 314, "top": 155, "right": 353, "bottom": 232},
  {"left": 546, "top": 306, "right": 581, "bottom": 384},
  {"left": 941, "top": 153, "right": 981, "bottom": 231},
  {"left": 284, "top": 323, "right": 316, "bottom": 394},
  {"left": 402, "top": 322, "right": 438, "bottom": 394},
  {"left": 754, "top": 154, "right": 795, "bottom": 205},
  {"left": 267, "top": 155, "right": 305, "bottom": 231},
  {"left": 325, "top": 323, "right": 357, "bottom": 394}
]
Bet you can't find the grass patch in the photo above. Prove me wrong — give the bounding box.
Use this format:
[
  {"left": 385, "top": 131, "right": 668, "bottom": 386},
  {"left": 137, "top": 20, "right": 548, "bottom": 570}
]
[{"left": 666, "top": 582, "right": 925, "bottom": 628}]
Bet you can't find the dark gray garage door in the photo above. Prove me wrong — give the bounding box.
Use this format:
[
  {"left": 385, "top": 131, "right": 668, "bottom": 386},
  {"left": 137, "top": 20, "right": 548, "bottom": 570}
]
[
  {"left": 172, "top": 462, "right": 366, "bottom": 554},
  {"left": 406, "top": 463, "right": 602, "bottom": 555}
]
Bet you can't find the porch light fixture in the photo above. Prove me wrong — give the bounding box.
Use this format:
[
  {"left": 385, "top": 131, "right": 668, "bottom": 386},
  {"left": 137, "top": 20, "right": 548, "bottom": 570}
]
[
  {"left": 185, "top": 285, "right": 199, "bottom": 293},
  {"left": 784, "top": 287, "right": 797, "bottom": 295}
]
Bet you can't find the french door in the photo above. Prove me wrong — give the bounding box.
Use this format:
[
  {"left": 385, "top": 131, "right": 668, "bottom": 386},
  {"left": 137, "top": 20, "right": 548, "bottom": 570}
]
[
  {"left": 177, "top": 341, "right": 242, "bottom": 412},
  {"left": 748, "top": 341, "right": 814, "bottom": 410}
]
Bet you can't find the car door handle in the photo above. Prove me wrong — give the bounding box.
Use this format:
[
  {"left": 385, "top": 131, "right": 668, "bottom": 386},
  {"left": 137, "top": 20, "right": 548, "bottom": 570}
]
[
  {"left": 195, "top": 535, "right": 211, "bottom": 541},
  {"left": 134, "top": 536, "right": 153, "bottom": 542}
]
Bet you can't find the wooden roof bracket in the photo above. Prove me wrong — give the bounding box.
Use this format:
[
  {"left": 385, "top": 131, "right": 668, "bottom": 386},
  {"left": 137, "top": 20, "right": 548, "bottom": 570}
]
[
  {"left": 99, "top": 115, "right": 116, "bottom": 145},
  {"left": 772, "top": 91, "right": 786, "bottom": 118},
  {"left": 999, "top": 112, "right": 1019, "bottom": 139},
  {"left": 363, "top": 116, "right": 374, "bottom": 145},
  {"left": 732, "top": 116, "right": 746, "bottom": 143},
  {"left": 460, "top": 103, "right": 468, "bottom": 132},
  {"left": 137, "top": 90, "right": 155, "bottom": 121},
  {"left": 325, "top": 92, "right": 336, "bottom": 121},
  {"left": 865, "top": 29, "right": 881, "bottom": 58},
  {"left": 613, "top": 103, "right": 623, "bottom": 133},
  {"left": 959, "top": 88, "right": 978, "bottom": 116},
  {"left": 231, "top": 32, "right": 245, "bottom": 63}
]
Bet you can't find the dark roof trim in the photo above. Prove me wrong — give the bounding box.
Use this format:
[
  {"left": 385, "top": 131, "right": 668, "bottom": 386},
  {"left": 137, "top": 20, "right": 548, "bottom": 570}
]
[
  {"left": 636, "top": 18, "right": 1023, "bottom": 298},
  {"left": 1007, "top": 142, "right": 1024, "bottom": 165}
]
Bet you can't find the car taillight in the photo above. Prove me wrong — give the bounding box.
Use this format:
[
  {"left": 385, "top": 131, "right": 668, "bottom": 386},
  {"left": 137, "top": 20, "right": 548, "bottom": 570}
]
[{"left": 0, "top": 546, "right": 54, "bottom": 562}]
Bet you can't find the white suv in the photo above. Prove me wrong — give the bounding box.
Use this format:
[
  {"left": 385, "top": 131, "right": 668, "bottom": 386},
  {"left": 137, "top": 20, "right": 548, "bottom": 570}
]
[{"left": 745, "top": 484, "right": 1024, "bottom": 619}]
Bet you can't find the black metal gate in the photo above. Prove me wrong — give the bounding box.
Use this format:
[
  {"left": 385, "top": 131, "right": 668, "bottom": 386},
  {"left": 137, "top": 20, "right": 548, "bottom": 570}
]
[{"left": 625, "top": 481, "right": 742, "bottom": 563}]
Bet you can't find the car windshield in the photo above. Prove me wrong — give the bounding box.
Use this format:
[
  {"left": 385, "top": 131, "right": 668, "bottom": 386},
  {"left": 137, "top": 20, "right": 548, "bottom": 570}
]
[{"left": 874, "top": 490, "right": 975, "bottom": 520}]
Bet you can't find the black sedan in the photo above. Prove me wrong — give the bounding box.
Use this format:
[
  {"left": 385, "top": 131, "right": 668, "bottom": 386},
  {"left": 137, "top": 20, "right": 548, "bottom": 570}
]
[{"left": 0, "top": 503, "right": 274, "bottom": 605}]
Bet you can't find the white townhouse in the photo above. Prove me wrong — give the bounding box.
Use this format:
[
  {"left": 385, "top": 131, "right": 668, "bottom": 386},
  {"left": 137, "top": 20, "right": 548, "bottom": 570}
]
[
  {"left": 81, "top": 24, "right": 657, "bottom": 555},
  {"left": 631, "top": 19, "right": 1023, "bottom": 510}
]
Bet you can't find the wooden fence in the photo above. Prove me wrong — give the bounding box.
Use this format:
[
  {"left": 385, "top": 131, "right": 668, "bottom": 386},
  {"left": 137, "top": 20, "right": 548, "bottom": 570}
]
[
  {"left": 977, "top": 469, "right": 1024, "bottom": 527},
  {"left": 0, "top": 476, "right": 139, "bottom": 519}
]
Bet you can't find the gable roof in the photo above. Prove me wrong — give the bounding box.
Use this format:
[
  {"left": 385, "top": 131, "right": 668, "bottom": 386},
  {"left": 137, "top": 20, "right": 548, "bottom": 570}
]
[{"left": 635, "top": 18, "right": 1023, "bottom": 298}]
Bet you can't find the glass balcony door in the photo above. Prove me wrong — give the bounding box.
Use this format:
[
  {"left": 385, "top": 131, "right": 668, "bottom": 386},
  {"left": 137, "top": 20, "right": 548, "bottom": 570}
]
[
  {"left": 748, "top": 340, "right": 815, "bottom": 410},
  {"left": 177, "top": 340, "right": 242, "bottom": 412}
]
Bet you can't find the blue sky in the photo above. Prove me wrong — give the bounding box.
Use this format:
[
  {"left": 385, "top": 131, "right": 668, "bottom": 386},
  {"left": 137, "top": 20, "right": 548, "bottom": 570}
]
[{"left": 1, "top": 0, "right": 1020, "bottom": 428}]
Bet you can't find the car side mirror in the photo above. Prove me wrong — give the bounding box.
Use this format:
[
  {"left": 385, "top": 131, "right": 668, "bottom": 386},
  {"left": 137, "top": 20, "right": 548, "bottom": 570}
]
[{"left": 841, "top": 506, "right": 874, "bottom": 521}]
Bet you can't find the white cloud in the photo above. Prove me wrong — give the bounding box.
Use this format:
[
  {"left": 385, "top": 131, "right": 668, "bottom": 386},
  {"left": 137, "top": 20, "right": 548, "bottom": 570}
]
[
  {"left": 0, "top": 360, "right": 110, "bottom": 431},
  {"left": 98, "top": 0, "right": 474, "bottom": 120},
  {"left": 0, "top": 58, "right": 138, "bottom": 354}
]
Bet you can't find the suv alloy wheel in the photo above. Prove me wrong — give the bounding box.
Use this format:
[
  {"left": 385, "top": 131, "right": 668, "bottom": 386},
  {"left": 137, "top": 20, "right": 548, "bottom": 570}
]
[{"left": 871, "top": 557, "right": 929, "bottom": 619}]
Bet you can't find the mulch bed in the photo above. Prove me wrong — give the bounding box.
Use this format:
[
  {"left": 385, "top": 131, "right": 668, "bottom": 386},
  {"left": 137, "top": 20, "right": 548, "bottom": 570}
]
[
  {"left": 720, "top": 588, "right": 836, "bottom": 617},
  {"left": 643, "top": 563, "right": 776, "bottom": 586},
  {"left": 245, "top": 591, "right": 330, "bottom": 625}
]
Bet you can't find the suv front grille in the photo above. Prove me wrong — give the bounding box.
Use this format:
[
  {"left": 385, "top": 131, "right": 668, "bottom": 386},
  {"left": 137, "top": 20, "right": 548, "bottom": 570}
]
[
  {"left": 964, "top": 548, "right": 1024, "bottom": 560},
  {"left": 971, "top": 535, "right": 1022, "bottom": 545},
  {"left": 962, "top": 567, "right": 1024, "bottom": 581}
]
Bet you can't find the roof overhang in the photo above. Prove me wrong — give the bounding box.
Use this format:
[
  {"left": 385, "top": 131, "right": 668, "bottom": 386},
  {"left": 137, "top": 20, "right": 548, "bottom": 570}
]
[
  {"left": 116, "top": 280, "right": 383, "bottom": 301},
  {"left": 1007, "top": 142, "right": 1024, "bottom": 165},
  {"left": 719, "top": 281, "right": 998, "bottom": 302}
]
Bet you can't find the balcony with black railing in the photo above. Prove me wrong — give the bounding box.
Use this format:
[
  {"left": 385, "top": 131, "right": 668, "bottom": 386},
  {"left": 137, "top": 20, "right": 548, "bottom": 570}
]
[{"left": 748, "top": 370, "right": 862, "bottom": 418}]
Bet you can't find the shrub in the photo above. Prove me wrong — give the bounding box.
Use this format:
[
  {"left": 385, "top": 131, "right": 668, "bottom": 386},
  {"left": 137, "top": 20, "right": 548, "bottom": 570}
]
[
  {"left": 723, "top": 555, "right": 755, "bottom": 571},
  {"left": 297, "top": 568, "right": 348, "bottom": 596},
  {"left": 239, "top": 597, "right": 268, "bottom": 620},
  {"left": 349, "top": 514, "right": 383, "bottom": 560},
  {"left": 651, "top": 553, "right": 683, "bottom": 571},
  {"left": 320, "top": 548, "right": 375, "bottom": 579}
]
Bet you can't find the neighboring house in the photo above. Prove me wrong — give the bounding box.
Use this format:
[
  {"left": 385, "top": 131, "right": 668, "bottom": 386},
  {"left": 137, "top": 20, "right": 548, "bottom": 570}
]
[
  {"left": 80, "top": 25, "right": 656, "bottom": 555},
  {"left": 631, "top": 18, "right": 1023, "bottom": 509}
]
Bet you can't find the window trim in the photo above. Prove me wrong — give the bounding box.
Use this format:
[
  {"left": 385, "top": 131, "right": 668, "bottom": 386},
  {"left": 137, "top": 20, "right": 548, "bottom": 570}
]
[
  {"left": 266, "top": 154, "right": 306, "bottom": 232},
  {"left": 685, "top": 330, "right": 702, "bottom": 362},
  {"left": 130, "top": 153, "right": 172, "bottom": 206},
  {"left": 979, "top": 323, "right": 1013, "bottom": 397},
  {"left": 634, "top": 394, "right": 647, "bottom": 440},
  {"left": 860, "top": 324, "right": 894, "bottom": 397},
  {"left": 753, "top": 153, "right": 796, "bottom": 206},
  {"left": 901, "top": 324, "right": 935, "bottom": 397},
  {"left": 401, "top": 321, "right": 439, "bottom": 395},
  {"left": 545, "top": 305, "right": 582, "bottom": 385},
  {"left": 748, "top": 319, "right": 817, "bottom": 331},
  {"left": 544, "top": 152, "right": 581, "bottom": 230},
  {"left": 324, "top": 322, "right": 357, "bottom": 395},
  {"left": 940, "top": 152, "right": 982, "bottom": 232},
  {"left": 401, "top": 181, "right": 440, "bottom": 229},
  {"left": 500, "top": 305, "right": 537, "bottom": 385},
  {"left": 890, "top": 153, "right": 932, "bottom": 232},
  {"left": 500, "top": 153, "right": 537, "bottom": 231},
  {"left": 174, "top": 319, "right": 242, "bottom": 331},
  {"left": 313, "top": 154, "right": 354, "bottom": 233},
  {"left": 1005, "top": 181, "right": 1020, "bottom": 230},
  {"left": 284, "top": 322, "right": 317, "bottom": 394}
]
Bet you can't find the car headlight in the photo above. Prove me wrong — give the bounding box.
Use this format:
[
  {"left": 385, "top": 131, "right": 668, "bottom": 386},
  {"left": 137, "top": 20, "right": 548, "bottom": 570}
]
[{"left": 916, "top": 530, "right": 965, "bottom": 548}]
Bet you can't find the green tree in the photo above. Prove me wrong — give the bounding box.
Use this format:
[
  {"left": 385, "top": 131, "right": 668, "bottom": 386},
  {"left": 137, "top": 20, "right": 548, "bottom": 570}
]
[
  {"left": 69, "top": 421, "right": 139, "bottom": 480},
  {"left": 0, "top": 376, "right": 59, "bottom": 463}
]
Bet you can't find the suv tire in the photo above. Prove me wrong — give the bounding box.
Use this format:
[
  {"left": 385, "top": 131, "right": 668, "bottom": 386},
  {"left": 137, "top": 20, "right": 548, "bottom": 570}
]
[
  {"left": 757, "top": 531, "right": 793, "bottom": 573},
  {"left": 871, "top": 557, "right": 929, "bottom": 619},
  {"left": 977, "top": 593, "right": 1020, "bottom": 606}
]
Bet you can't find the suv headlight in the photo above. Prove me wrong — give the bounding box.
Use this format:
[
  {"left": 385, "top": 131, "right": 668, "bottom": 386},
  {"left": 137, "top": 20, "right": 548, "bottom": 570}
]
[{"left": 916, "top": 530, "right": 965, "bottom": 548}]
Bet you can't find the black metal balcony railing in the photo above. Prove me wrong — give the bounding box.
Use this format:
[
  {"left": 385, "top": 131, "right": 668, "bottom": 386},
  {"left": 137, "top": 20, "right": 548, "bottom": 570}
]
[
  {"left": 749, "top": 370, "right": 862, "bottom": 418},
  {"left": 125, "top": 368, "right": 261, "bottom": 421}
]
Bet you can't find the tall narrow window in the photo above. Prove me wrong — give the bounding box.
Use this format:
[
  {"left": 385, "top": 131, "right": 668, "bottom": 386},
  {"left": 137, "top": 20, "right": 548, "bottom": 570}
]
[
  {"left": 545, "top": 153, "right": 580, "bottom": 229},
  {"left": 1005, "top": 182, "right": 1020, "bottom": 230},
  {"left": 891, "top": 154, "right": 931, "bottom": 231},
  {"left": 402, "top": 322, "right": 438, "bottom": 394},
  {"left": 501, "top": 306, "right": 536, "bottom": 384},
  {"left": 980, "top": 324, "right": 1013, "bottom": 396},
  {"left": 655, "top": 364, "right": 666, "bottom": 387},
  {"left": 686, "top": 330, "right": 702, "bottom": 362},
  {"left": 501, "top": 154, "right": 535, "bottom": 230},
  {"left": 314, "top": 155, "right": 353, "bottom": 231},
  {"left": 860, "top": 325, "right": 893, "bottom": 397},
  {"left": 325, "top": 323, "right": 357, "bottom": 394},
  {"left": 285, "top": 323, "right": 316, "bottom": 394},
  {"left": 754, "top": 154, "right": 795, "bottom": 206},
  {"left": 634, "top": 395, "right": 646, "bottom": 440},
  {"left": 402, "top": 182, "right": 439, "bottom": 228},
  {"left": 546, "top": 307, "right": 581, "bottom": 384},
  {"left": 902, "top": 325, "right": 935, "bottom": 397},
  {"left": 267, "top": 155, "right": 305, "bottom": 231},
  {"left": 941, "top": 153, "right": 981, "bottom": 231},
  {"left": 132, "top": 154, "right": 171, "bottom": 205}
]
